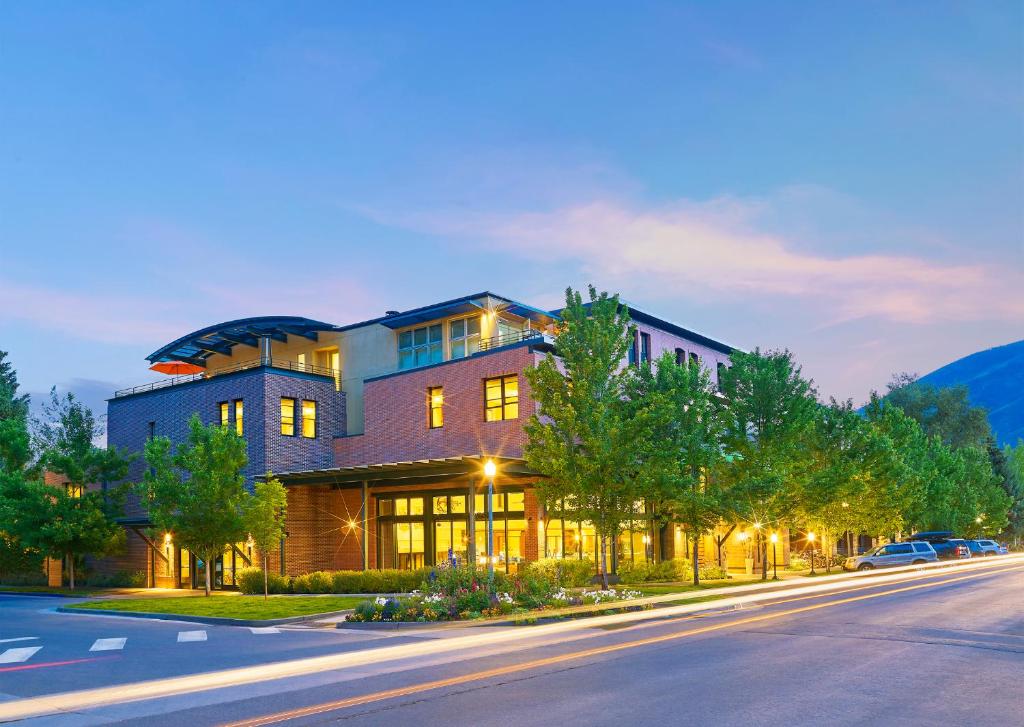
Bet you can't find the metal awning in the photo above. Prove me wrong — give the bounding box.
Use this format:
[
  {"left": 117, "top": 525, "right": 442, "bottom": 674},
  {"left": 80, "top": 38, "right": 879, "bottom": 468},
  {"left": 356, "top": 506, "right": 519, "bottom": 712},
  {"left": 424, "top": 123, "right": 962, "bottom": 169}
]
[
  {"left": 339, "top": 292, "right": 560, "bottom": 332},
  {"left": 147, "top": 316, "right": 339, "bottom": 366},
  {"left": 273, "top": 455, "right": 538, "bottom": 488}
]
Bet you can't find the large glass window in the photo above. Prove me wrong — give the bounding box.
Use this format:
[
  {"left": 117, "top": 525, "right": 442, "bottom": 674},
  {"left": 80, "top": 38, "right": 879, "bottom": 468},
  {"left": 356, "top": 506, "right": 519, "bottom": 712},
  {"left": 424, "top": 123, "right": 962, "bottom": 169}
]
[
  {"left": 281, "top": 398, "right": 295, "bottom": 436},
  {"left": 484, "top": 375, "right": 518, "bottom": 421},
  {"left": 428, "top": 386, "right": 444, "bottom": 429},
  {"left": 234, "top": 399, "right": 244, "bottom": 436},
  {"left": 219, "top": 402, "right": 230, "bottom": 427},
  {"left": 449, "top": 316, "right": 481, "bottom": 359},
  {"left": 398, "top": 323, "right": 443, "bottom": 370},
  {"left": 301, "top": 399, "right": 316, "bottom": 438}
]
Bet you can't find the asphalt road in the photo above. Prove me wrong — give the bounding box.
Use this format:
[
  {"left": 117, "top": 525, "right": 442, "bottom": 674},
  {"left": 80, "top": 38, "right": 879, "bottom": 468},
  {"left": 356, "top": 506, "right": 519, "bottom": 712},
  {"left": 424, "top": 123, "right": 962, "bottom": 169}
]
[{"left": 3, "top": 561, "right": 1022, "bottom": 726}]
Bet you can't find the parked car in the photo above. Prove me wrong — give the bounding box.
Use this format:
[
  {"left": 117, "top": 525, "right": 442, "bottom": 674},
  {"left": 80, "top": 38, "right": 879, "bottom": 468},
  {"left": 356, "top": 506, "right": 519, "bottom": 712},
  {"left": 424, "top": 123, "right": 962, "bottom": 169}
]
[
  {"left": 844, "top": 541, "right": 937, "bottom": 571},
  {"left": 908, "top": 532, "right": 971, "bottom": 561},
  {"left": 997, "top": 543, "right": 1010, "bottom": 555},
  {"left": 966, "top": 539, "right": 1002, "bottom": 557}
]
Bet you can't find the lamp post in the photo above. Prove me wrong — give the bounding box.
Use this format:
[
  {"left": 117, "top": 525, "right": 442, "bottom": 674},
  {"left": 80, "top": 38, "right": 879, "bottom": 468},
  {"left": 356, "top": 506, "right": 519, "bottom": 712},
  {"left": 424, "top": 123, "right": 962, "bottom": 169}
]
[
  {"left": 770, "top": 532, "right": 779, "bottom": 580},
  {"left": 483, "top": 459, "right": 497, "bottom": 583},
  {"left": 807, "top": 532, "right": 816, "bottom": 575}
]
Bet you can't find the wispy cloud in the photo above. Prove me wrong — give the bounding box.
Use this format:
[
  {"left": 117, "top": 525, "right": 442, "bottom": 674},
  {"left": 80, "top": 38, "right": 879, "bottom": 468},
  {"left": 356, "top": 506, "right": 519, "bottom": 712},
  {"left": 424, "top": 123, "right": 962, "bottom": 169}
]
[{"left": 389, "top": 197, "right": 1024, "bottom": 327}]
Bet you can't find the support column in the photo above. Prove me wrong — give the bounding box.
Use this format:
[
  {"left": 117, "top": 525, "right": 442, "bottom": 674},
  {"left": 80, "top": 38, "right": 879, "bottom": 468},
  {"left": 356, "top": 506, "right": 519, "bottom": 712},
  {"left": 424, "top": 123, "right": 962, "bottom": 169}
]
[
  {"left": 467, "top": 478, "right": 476, "bottom": 567},
  {"left": 361, "top": 480, "right": 369, "bottom": 570},
  {"left": 260, "top": 335, "right": 272, "bottom": 366}
]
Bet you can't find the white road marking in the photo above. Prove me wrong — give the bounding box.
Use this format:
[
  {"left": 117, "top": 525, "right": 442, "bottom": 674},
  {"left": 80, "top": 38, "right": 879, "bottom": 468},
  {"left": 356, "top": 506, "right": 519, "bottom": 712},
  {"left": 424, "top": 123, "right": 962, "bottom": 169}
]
[
  {"left": 248, "top": 627, "right": 280, "bottom": 634},
  {"left": 89, "top": 638, "right": 126, "bottom": 652},
  {"left": 0, "top": 637, "right": 39, "bottom": 644},
  {"left": 0, "top": 646, "right": 42, "bottom": 664},
  {"left": 177, "top": 630, "right": 207, "bottom": 643}
]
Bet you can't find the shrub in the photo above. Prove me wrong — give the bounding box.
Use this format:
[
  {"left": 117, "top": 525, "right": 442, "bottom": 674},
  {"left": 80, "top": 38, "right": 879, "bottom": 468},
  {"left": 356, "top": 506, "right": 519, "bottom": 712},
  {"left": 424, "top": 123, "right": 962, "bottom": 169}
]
[
  {"left": 786, "top": 556, "right": 808, "bottom": 571},
  {"left": 523, "top": 558, "right": 595, "bottom": 587},
  {"left": 331, "top": 568, "right": 430, "bottom": 593},
  {"left": 698, "top": 564, "right": 729, "bottom": 581},
  {"left": 236, "top": 567, "right": 291, "bottom": 595},
  {"left": 424, "top": 563, "right": 511, "bottom": 597},
  {"left": 82, "top": 569, "right": 147, "bottom": 588},
  {"left": 618, "top": 558, "right": 691, "bottom": 584}
]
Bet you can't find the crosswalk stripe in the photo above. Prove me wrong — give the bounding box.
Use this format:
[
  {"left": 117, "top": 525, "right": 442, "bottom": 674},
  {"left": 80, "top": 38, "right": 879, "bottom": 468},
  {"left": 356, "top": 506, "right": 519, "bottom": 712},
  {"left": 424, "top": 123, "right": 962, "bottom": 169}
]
[
  {"left": 249, "top": 627, "right": 280, "bottom": 634},
  {"left": 0, "top": 646, "right": 42, "bottom": 664},
  {"left": 0, "top": 637, "right": 38, "bottom": 644},
  {"left": 89, "top": 638, "right": 126, "bottom": 652},
  {"left": 177, "top": 630, "right": 207, "bottom": 642}
]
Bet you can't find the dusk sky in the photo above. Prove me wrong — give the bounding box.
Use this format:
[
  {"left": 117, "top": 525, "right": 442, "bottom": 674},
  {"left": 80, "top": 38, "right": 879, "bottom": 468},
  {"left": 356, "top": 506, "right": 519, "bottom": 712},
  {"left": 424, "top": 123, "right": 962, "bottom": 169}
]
[{"left": 2, "top": 3, "right": 1022, "bottom": 420}]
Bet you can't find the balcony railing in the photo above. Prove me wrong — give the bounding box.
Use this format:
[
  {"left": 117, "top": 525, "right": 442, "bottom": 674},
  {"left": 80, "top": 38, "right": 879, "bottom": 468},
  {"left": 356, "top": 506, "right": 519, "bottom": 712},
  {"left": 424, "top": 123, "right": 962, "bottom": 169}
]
[
  {"left": 113, "top": 358, "right": 340, "bottom": 398},
  {"left": 477, "top": 328, "right": 544, "bottom": 352}
]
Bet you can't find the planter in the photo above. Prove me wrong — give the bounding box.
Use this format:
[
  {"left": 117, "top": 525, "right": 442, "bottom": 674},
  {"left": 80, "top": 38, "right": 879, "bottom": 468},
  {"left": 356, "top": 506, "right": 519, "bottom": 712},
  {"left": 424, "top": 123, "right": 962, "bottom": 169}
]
[{"left": 744, "top": 558, "right": 754, "bottom": 576}]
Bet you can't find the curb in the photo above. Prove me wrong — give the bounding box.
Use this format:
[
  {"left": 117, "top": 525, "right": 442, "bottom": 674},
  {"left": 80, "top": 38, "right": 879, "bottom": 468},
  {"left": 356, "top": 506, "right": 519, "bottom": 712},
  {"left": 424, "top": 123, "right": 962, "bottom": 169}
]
[
  {"left": 56, "top": 606, "right": 354, "bottom": 627},
  {"left": 0, "top": 591, "right": 87, "bottom": 599}
]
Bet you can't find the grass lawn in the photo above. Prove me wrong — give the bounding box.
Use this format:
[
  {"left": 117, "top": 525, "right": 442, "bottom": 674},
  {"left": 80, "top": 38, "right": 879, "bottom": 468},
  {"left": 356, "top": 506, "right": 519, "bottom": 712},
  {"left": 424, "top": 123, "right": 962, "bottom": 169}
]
[{"left": 66, "top": 595, "right": 365, "bottom": 620}]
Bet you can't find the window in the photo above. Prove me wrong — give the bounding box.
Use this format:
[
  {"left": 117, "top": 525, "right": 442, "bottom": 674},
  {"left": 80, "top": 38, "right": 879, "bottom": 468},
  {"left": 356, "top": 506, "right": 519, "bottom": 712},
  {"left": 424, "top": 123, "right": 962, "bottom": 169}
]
[
  {"left": 297, "top": 353, "right": 307, "bottom": 371},
  {"left": 301, "top": 399, "right": 316, "bottom": 438},
  {"left": 428, "top": 386, "right": 444, "bottom": 429},
  {"left": 148, "top": 421, "right": 156, "bottom": 440},
  {"left": 639, "top": 332, "right": 651, "bottom": 363},
  {"left": 675, "top": 348, "right": 686, "bottom": 366},
  {"left": 281, "top": 398, "right": 295, "bottom": 436},
  {"left": 398, "top": 323, "right": 443, "bottom": 370},
  {"left": 449, "top": 316, "right": 481, "bottom": 359},
  {"left": 219, "top": 402, "right": 230, "bottom": 427},
  {"left": 485, "top": 375, "right": 518, "bottom": 421},
  {"left": 689, "top": 351, "right": 699, "bottom": 368},
  {"left": 890, "top": 544, "right": 913, "bottom": 554},
  {"left": 627, "top": 331, "right": 638, "bottom": 365},
  {"left": 234, "top": 399, "right": 244, "bottom": 436},
  {"left": 65, "top": 483, "right": 83, "bottom": 498}
]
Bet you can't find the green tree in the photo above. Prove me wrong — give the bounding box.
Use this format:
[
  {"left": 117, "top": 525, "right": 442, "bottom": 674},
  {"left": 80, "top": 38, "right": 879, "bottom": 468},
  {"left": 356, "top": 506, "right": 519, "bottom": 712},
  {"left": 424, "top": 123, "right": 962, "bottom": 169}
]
[
  {"left": 524, "top": 286, "right": 655, "bottom": 587},
  {"left": 884, "top": 374, "right": 991, "bottom": 449},
  {"left": 717, "top": 349, "right": 818, "bottom": 579},
  {"left": 139, "top": 415, "right": 249, "bottom": 595},
  {"left": 242, "top": 474, "right": 288, "bottom": 600},
  {"left": 1002, "top": 440, "right": 1024, "bottom": 545},
  {"left": 0, "top": 350, "right": 31, "bottom": 472},
  {"left": 639, "top": 351, "right": 727, "bottom": 585}
]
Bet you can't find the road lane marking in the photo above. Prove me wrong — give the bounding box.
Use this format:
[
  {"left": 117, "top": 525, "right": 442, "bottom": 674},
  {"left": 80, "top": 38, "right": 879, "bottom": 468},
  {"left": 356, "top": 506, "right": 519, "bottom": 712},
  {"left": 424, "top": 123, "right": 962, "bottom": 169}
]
[
  {"left": 249, "top": 627, "right": 280, "bottom": 635},
  {"left": 222, "top": 564, "right": 1024, "bottom": 727},
  {"left": 0, "top": 646, "right": 42, "bottom": 664},
  {"left": 1, "top": 562, "right": 1020, "bottom": 724},
  {"left": 0, "top": 656, "right": 117, "bottom": 673},
  {"left": 0, "top": 637, "right": 38, "bottom": 644},
  {"left": 177, "top": 631, "right": 207, "bottom": 643},
  {"left": 90, "top": 638, "right": 126, "bottom": 652}
]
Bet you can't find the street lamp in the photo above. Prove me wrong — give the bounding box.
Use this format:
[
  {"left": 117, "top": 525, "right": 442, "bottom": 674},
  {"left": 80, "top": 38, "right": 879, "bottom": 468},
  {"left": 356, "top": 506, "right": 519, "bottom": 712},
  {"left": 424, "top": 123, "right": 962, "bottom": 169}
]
[
  {"left": 483, "top": 459, "right": 497, "bottom": 582},
  {"left": 807, "top": 532, "right": 816, "bottom": 575},
  {"left": 770, "top": 532, "right": 779, "bottom": 580}
]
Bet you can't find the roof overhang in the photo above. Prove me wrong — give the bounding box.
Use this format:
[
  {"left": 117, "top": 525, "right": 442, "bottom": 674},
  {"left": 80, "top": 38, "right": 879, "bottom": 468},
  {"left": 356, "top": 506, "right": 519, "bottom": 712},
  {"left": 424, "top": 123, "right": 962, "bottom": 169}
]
[
  {"left": 272, "top": 455, "right": 538, "bottom": 488},
  {"left": 147, "top": 316, "right": 339, "bottom": 366},
  {"left": 339, "top": 292, "right": 560, "bottom": 332}
]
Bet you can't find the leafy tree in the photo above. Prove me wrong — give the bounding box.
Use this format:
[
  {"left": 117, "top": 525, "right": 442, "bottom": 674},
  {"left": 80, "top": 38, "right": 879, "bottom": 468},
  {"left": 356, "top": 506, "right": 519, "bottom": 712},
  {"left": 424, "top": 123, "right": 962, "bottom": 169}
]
[
  {"left": 884, "top": 374, "right": 991, "bottom": 449},
  {"left": 242, "top": 474, "right": 288, "bottom": 600},
  {"left": 1002, "top": 440, "right": 1024, "bottom": 545},
  {"left": 524, "top": 286, "right": 655, "bottom": 587},
  {"left": 717, "top": 349, "right": 818, "bottom": 579},
  {"left": 139, "top": 415, "right": 249, "bottom": 595},
  {"left": 639, "top": 351, "right": 727, "bottom": 584},
  {"left": 0, "top": 350, "right": 30, "bottom": 472}
]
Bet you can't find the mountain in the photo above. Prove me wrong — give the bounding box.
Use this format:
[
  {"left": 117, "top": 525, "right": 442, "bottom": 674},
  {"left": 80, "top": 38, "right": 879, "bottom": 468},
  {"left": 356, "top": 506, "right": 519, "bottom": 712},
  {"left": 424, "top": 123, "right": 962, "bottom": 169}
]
[{"left": 918, "top": 339, "right": 1024, "bottom": 447}]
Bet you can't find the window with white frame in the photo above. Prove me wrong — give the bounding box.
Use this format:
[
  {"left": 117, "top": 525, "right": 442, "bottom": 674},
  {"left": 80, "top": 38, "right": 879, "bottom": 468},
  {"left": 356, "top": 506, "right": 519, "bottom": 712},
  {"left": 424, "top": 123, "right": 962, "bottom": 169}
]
[
  {"left": 398, "top": 323, "right": 443, "bottom": 370},
  {"left": 449, "top": 316, "right": 481, "bottom": 359}
]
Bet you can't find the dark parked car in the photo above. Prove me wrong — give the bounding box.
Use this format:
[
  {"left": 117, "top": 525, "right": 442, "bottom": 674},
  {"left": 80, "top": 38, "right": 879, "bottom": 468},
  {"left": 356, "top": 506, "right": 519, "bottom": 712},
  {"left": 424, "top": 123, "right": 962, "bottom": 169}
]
[
  {"left": 966, "top": 539, "right": 1002, "bottom": 557},
  {"left": 909, "top": 532, "right": 971, "bottom": 560}
]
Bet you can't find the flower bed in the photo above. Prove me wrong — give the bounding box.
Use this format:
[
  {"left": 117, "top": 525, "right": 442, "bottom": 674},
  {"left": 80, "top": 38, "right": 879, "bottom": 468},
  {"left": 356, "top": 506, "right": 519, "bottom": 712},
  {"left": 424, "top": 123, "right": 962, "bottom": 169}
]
[{"left": 346, "top": 564, "right": 645, "bottom": 623}]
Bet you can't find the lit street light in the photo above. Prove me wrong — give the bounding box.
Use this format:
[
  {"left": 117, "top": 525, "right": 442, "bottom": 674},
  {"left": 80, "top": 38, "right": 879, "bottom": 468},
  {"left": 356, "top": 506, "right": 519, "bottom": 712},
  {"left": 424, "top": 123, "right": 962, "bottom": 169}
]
[
  {"left": 770, "top": 532, "right": 779, "bottom": 580},
  {"left": 483, "top": 458, "right": 497, "bottom": 582}
]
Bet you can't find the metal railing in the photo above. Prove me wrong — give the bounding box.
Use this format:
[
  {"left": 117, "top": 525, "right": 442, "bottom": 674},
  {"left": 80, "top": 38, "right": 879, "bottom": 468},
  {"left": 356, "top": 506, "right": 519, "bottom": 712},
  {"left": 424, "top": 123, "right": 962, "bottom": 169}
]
[
  {"left": 114, "top": 358, "right": 340, "bottom": 398},
  {"left": 477, "top": 328, "right": 544, "bottom": 352}
]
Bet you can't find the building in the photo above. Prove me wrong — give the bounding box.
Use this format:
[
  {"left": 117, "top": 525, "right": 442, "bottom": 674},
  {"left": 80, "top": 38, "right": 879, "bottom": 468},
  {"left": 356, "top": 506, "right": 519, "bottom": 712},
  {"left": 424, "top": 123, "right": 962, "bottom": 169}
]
[{"left": 101, "top": 291, "right": 786, "bottom": 589}]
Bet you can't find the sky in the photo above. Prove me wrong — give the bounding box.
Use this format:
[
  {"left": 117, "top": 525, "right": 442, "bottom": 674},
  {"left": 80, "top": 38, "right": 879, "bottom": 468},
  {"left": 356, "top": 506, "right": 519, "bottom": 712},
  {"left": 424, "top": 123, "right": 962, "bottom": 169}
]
[{"left": 1, "top": 2, "right": 1022, "bottom": 423}]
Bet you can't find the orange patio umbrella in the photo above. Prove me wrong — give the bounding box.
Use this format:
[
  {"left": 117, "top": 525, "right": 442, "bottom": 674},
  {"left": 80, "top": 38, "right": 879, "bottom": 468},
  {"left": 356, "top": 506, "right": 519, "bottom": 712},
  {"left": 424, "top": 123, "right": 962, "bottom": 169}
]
[{"left": 149, "top": 361, "right": 205, "bottom": 375}]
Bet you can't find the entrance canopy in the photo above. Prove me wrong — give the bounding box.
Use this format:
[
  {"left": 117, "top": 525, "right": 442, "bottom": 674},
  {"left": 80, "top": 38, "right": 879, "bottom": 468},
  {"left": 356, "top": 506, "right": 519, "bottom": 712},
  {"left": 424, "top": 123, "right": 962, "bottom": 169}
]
[{"left": 273, "top": 455, "right": 536, "bottom": 488}]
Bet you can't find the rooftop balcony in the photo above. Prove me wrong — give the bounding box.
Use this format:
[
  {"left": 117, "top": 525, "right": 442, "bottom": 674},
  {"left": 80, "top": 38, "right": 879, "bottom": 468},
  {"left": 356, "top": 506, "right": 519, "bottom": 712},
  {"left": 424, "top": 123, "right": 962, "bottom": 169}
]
[{"left": 114, "top": 358, "right": 340, "bottom": 398}]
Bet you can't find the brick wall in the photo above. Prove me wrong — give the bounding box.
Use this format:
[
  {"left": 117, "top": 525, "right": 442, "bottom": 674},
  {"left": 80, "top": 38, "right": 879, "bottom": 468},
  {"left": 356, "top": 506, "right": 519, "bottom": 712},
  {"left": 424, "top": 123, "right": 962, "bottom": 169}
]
[{"left": 334, "top": 344, "right": 543, "bottom": 467}]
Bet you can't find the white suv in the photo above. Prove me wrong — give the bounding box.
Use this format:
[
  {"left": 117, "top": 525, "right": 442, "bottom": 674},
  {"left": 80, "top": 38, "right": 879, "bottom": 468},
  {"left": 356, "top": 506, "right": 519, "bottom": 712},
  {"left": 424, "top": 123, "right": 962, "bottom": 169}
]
[{"left": 844, "top": 541, "right": 937, "bottom": 571}]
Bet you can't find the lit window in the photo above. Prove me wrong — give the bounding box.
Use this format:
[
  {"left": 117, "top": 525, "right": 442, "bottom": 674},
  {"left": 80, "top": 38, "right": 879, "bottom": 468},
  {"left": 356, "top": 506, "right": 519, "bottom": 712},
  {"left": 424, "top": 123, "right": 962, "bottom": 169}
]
[
  {"left": 297, "top": 353, "right": 307, "bottom": 371},
  {"left": 428, "top": 386, "right": 444, "bottom": 429},
  {"left": 433, "top": 495, "right": 448, "bottom": 515},
  {"left": 485, "top": 375, "right": 518, "bottom": 421},
  {"left": 398, "top": 324, "right": 443, "bottom": 370},
  {"left": 449, "top": 317, "right": 481, "bottom": 359},
  {"left": 301, "top": 400, "right": 316, "bottom": 438},
  {"left": 65, "top": 483, "right": 83, "bottom": 498},
  {"left": 234, "top": 399, "right": 244, "bottom": 436},
  {"left": 281, "top": 398, "right": 295, "bottom": 436},
  {"left": 219, "top": 402, "right": 230, "bottom": 427}
]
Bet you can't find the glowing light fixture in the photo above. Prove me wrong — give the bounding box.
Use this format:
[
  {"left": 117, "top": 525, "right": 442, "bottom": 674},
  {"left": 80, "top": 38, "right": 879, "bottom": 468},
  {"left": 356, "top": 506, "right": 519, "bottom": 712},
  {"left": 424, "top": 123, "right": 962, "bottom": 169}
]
[
  {"left": 770, "top": 533, "right": 778, "bottom": 543},
  {"left": 483, "top": 459, "right": 497, "bottom": 478},
  {"left": 807, "top": 532, "right": 816, "bottom": 542}
]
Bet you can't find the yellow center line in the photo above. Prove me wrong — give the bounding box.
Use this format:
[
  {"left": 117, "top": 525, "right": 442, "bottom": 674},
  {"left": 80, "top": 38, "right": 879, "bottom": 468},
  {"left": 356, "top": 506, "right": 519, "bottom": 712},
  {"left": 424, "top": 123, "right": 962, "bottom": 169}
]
[{"left": 222, "top": 563, "right": 1024, "bottom": 727}]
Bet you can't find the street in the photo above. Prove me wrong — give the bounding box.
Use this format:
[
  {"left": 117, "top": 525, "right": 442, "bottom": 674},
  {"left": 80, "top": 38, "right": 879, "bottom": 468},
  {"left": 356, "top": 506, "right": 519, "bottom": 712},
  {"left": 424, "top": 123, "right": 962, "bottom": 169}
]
[{"left": 1, "top": 560, "right": 1022, "bottom": 726}]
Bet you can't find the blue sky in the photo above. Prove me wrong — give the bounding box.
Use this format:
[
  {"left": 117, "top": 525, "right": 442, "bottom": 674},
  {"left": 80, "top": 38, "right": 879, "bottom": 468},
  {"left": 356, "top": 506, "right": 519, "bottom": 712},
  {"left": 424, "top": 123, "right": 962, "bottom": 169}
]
[{"left": 2, "top": 2, "right": 1022, "bottom": 421}]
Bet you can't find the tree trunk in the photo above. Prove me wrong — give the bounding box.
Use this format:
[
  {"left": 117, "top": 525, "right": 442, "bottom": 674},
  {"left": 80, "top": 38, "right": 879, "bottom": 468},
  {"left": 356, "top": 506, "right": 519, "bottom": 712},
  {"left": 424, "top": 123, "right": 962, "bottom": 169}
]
[
  {"left": 761, "top": 536, "right": 768, "bottom": 581},
  {"left": 600, "top": 536, "right": 609, "bottom": 589},
  {"left": 204, "top": 554, "right": 212, "bottom": 596},
  {"left": 263, "top": 554, "right": 269, "bottom": 601},
  {"left": 692, "top": 535, "right": 700, "bottom": 586},
  {"left": 68, "top": 553, "right": 75, "bottom": 591}
]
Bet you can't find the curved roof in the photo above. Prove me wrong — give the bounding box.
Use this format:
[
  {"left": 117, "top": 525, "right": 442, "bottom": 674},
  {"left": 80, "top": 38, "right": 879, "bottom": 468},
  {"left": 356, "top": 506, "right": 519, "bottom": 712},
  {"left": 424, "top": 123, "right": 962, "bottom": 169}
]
[{"left": 147, "top": 316, "right": 338, "bottom": 366}]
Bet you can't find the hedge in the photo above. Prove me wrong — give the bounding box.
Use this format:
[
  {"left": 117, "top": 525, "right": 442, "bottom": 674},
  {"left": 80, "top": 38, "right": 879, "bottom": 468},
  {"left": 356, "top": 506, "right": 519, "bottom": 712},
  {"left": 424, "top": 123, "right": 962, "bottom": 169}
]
[{"left": 235, "top": 567, "right": 432, "bottom": 595}]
